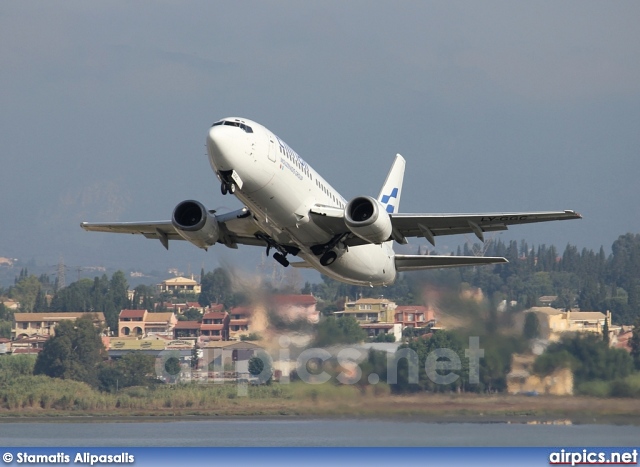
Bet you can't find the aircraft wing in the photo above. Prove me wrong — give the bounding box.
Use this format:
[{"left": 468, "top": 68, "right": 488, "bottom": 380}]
[
  {"left": 395, "top": 254, "right": 507, "bottom": 271},
  {"left": 81, "top": 207, "right": 270, "bottom": 250},
  {"left": 310, "top": 206, "right": 581, "bottom": 246},
  {"left": 389, "top": 210, "right": 582, "bottom": 245}
]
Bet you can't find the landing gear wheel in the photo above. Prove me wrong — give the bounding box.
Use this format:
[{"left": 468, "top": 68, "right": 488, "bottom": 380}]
[
  {"left": 273, "top": 252, "right": 290, "bottom": 267},
  {"left": 228, "top": 182, "right": 236, "bottom": 194},
  {"left": 320, "top": 251, "right": 337, "bottom": 266},
  {"left": 221, "top": 183, "right": 229, "bottom": 195}
]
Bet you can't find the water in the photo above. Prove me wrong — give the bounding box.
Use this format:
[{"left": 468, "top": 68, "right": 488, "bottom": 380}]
[{"left": 1, "top": 420, "right": 639, "bottom": 447}]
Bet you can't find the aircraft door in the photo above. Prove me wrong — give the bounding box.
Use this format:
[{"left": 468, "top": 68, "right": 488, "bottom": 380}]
[{"left": 267, "top": 136, "right": 276, "bottom": 162}]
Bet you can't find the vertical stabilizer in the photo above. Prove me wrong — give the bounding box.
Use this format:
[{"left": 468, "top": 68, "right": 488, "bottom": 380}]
[{"left": 377, "top": 154, "right": 406, "bottom": 214}]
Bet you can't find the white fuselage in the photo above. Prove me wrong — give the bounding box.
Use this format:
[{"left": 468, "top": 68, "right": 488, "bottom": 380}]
[{"left": 206, "top": 118, "right": 396, "bottom": 286}]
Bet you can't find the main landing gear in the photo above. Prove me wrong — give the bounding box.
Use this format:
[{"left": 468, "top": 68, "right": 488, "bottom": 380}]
[
  {"left": 311, "top": 233, "right": 349, "bottom": 267},
  {"left": 320, "top": 251, "right": 337, "bottom": 266},
  {"left": 255, "top": 233, "right": 300, "bottom": 268},
  {"left": 273, "top": 252, "right": 289, "bottom": 267}
]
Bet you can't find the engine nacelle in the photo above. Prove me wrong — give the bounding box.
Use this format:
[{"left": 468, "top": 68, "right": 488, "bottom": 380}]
[
  {"left": 172, "top": 200, "right": 220, "bottom": 249},
  {"left": 344, "top": 196, "right": 393, "bottom": 244}
]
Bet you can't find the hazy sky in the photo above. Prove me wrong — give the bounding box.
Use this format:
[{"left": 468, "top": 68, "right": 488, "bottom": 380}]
[{"left": 1, "top": 1, "right": 639, "bottom": 279}]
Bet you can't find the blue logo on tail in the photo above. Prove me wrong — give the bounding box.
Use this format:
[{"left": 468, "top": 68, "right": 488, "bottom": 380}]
[{"left": 380, "top": 188, "right": 399, "bottom": 213}]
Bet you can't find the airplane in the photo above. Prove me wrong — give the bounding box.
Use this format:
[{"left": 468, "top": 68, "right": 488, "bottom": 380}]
[{"left": 81, "top": 117, "right": 581, "bottom": 287}]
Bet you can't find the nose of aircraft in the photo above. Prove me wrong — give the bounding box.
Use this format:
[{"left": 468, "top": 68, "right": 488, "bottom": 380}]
[{"left": 207, "top": 125, "right": 241, "bottom": 171}]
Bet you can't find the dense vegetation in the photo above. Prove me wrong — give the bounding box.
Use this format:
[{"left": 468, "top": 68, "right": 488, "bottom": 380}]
[
  {"left": 1, "top": 232, "right": 640, "bottom": 405},
  {"left": 3, "top": 233, "right": 639, "bottom": 327}
]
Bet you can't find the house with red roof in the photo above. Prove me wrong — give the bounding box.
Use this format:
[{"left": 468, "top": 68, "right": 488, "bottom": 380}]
[
  {"left": 200, "top": 310, "right": 230, "bottom": 341},
  {"left": 394, "top": 305, "right": 436, "bottom": 329},
  {"left": 12, "top": 312, "right": 106, "bottom": 339},
  {"left": 118, "top": 309, "right": 177, "bottom": 338},
  {"left": 174, "top": 321, "right": 202, "bottom": 340},
  {"left": 228, "top": 306, "right": 251, "bottom": 339},
  {"left": 269, "top": 294, "right": 318, "bottom": 323}
]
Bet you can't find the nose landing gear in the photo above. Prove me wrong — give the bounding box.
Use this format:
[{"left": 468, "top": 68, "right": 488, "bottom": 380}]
[{"left": 221, "top": 181, "right": 236, "bottom": 195}]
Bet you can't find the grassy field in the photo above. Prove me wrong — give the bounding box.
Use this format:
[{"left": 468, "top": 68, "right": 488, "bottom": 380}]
[{"left": 2, "top": 375, "right": 640, "bottom": 424}]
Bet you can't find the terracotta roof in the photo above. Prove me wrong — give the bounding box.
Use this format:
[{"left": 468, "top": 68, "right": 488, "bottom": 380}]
[
  {"left": 186, "top": 302, "right": 201, "bottom": 308},
  {"left": 144, "top": 312, "right": 175, "bottom": 323},
  {"left": 119, "top": 309, "right": 147, "bottom": 319},
  {"left": 174, "top": 321, "right": 201, "bottom": 329},
  {"left": 208, "top": 303, "right": 224, "bottom": 312},
  {"left": 203, "top": 311, "right": 227, "bottom": 320},
  {"left": 271, "top": 294, "right": 317, "bottom": 306},
  {"left": 13, "top": 312, "right": 106, "bottom": 322}
]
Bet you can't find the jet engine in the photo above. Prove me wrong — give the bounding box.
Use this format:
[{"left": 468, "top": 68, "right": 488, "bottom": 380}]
[
  {"left": 344, "top": 196, "right": 392, "bottom": 244},
  {"left": 172, "top": 200, "right": 220, "bottom": 249}
]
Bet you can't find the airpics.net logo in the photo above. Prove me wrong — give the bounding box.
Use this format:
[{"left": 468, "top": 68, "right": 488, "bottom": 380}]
[
  {"left": 153, "top": 336, "right": 485, "bottom": 396},
  {"left": 549, "top": 449, "right": 638, "bottom": 466}
]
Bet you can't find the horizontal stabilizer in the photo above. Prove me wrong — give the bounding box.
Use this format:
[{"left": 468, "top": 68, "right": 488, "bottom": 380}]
[{"left": 395, "top": 255, "right": 507, "bottom": 272}]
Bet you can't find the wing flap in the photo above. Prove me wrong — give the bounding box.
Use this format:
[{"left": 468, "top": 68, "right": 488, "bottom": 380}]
[{"left": 395, "top": 255, "right": 508, "bottom": 272}]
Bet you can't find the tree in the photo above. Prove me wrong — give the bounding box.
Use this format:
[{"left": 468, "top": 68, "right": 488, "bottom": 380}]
[
  {"left": 199, "top": 268, "right": 234, "bottom": 307},
  {"left": 312, "top": 316, "right": 367, "bottom": 347},
  {"left": 109, "top": 271, "right": 129, "bottom": 312},
  {"left": 248, "top": 351, "right": 273, "bottom": 384},
  {"left": 394, "top": 330, "right": 468, "bottom": 393},
  {"left": 97, "top": 354, "right": 155, "bottom": 392},
  {"left": 0, "top": 302, "right": 11, "bottom": 322},
  {"left": 534, "top": 334, "right": 633, "bottom": 385},
  {"left": 523, "top": 312, "right": 540, "bottom": 340},
  {"left": 191, "top": 343, "right": 200, "bottom": 370},
  {"left": 12, "top": 275, "right": 42, "bottom": 312},
  {"left": 48, "top": 272, "right": 129, "bottom": 333},
  {"left": 117, "top": 352, "right": 155, "bottom": 387},
  {"left": 630, "top": 319, "right": 640, "bottom": 370},
  {"left": 34, "top": 287, "right": 48, "bottom": 312},
  {"left": 179, "top": 307, "right": 202, "bottom": 322},
  {"left": 374, "top": 332, "right": 396, "bottom": 343},
  {"left": 33, "top": 315, "right": 106, "bottom": 387}
]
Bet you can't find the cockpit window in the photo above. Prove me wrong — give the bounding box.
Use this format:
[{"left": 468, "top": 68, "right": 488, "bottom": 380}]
[{"left": 211, "top": 120, "right": 253, "bottom": 133}]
